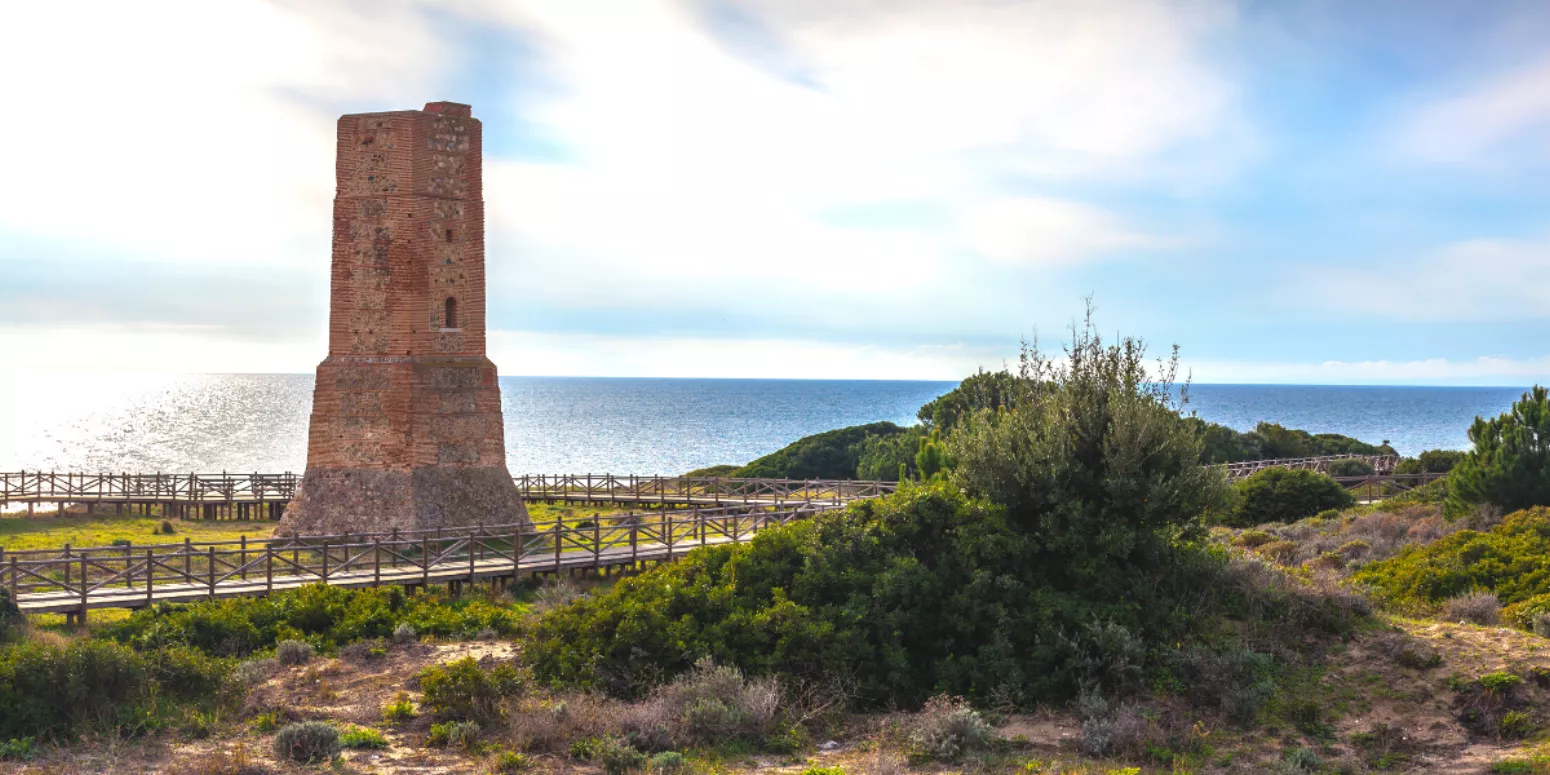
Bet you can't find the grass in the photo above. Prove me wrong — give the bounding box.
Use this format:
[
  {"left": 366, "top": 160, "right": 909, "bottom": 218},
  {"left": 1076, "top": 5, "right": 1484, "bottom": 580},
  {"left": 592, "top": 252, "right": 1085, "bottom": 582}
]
[
  {"left": 0, "top": 513, "right": 273, "bottom": 552},
  {"left": 0, "top": 502, "right": 633, "bottom": 554}
]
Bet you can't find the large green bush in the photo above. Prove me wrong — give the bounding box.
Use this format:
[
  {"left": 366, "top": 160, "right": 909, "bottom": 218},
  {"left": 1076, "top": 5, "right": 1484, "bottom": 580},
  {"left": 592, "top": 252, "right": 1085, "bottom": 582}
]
[
  {"left": 731, "top": 422, "right": 910, "bottom": 480},
  {"left": 1352, "top": 507, "right": 1550, "bottom": 613},
  {"left": 529, "top": 483, "right": 1224, "bottom": 707},
  {"left": 0, "top": 638, "right": 232, "bottom": 739},
  {"left": 1225, "top": 468, "right": 1355, "bottom": 526},
  {"left": 100, "top": 583, "right": 522, "bottom": 656},
  {"left": 532, "top": 317, "right": 1237, "bottom": 708},
  {"left": 1447, "top": 386, "right": 1550, "bottom": 516},
  {"left": 946, "top": 319, "right": 1227, "bottom": 594}
]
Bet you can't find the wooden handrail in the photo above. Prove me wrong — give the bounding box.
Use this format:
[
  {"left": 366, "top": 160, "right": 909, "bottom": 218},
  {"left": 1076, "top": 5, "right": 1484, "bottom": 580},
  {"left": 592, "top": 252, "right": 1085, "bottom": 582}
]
[{"left": 2, "top": 502, "right": 834, "bottom": 614}]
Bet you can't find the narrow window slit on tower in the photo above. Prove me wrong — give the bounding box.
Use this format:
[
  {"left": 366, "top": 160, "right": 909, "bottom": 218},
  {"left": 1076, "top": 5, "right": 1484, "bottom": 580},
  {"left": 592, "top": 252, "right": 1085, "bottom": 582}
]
[
  {"left": 444, "top": 229, "right": 453, "bottom": 242},
  {"left": 444, "top": 297, "right": 458, "bottom": 329}
]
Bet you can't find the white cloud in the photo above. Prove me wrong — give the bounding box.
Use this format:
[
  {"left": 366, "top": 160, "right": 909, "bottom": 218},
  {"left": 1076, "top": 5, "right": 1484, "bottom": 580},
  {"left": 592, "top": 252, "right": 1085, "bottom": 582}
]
[
  {"left": 0, "top": 0, "right": 450, "bottom": 267},
  {"left": 1298, "top": 237, "right": 1550, "bottom": 322},
  {"left": 961, "top": 197, "right": 1178, "bottom": 265},
  {"left": 472, "top": 0, "right": 1236, "bottom": 297},
  {"left": 1189, "top": 354, "right": 1550, "bottom": 386},
  {"left": 1400, "top": 55, "right": 1550, "bottom": 166}
]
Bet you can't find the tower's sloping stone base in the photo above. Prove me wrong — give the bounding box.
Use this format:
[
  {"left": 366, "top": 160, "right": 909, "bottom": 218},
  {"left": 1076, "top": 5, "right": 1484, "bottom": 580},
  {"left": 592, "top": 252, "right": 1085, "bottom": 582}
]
[{"left": 280, "top": 467, "right": 528, "bottom": 535}]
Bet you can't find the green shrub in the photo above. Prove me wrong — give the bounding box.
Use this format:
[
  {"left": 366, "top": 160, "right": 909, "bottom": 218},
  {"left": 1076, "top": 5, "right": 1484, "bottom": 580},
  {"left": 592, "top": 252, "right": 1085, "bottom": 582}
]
[
  {"left": 339, "top": 725, "right": 388, "bottom": 749},
  {"left": 799, "top": 767, "right": 847, "bottom": 775},
  {"left": 275, "top": 639, "right": 314, "bottom": 666},
  {"left": 908, "top": 695, "right": 996, "bottom": 761},
  {"left": 1443, "top": 591, "right": 1501, "bottom": 625},
  {"left": 1500, "top": 710, "right": 1534, "bottom": 739},
  {"left": 383, "top": 691, "right": 417, "bottom": 722},
  {"left": 495, "top": 750, "right": 534, "bottom": 772},
  {"left": 272, "top": 720, "right": 340, "bottom": 763},
  {"left": 393, "top": 622, "right": 417, "bottom": 645},
  {"left": 99, "top": 583, "right": 521, "bottom": 657},
  {"left": 1397, "top": 450, "right": 1465, "bottom": 476},
  {"left": 0, "top": 736, "right": 34, "bottom": 761},
  {"left": 426, "top": 720, "right": 480, "bottom": 750},
  {"left": 683, "top": 465, "right": 739, "bottom": 478},
  {"left": 649, "top": 751, "right": 686, "bottom": 773},
  {"left": 1284, "top": 746, "right": 1322, "bottom": 771},
  {"left": 418, "top": 657, "right": 523, "bottom": 721},
  {"left": 1353, "top": 508, "right": 1550, "bottom": 613},
  {"left": 599, "top": 737, "right": 648, "bottom": 775},
  {"left": 1326, "top": 458, "right": 1375, "bottom": 477},
  {"left": 919, "top": 370, "right": 1021, "bottom": 432},
  {"left": 1226, "top": 468, "right": 1355, "bottom": 526},
  {"left": 1448, "top": 386, "right": 1550, "bottom": 516},
  {"left": 0, "top": 636, "right": 233, "bottom": 740},
  {"left": 0, "top": 590, "right": 23, "bottom": 637}
]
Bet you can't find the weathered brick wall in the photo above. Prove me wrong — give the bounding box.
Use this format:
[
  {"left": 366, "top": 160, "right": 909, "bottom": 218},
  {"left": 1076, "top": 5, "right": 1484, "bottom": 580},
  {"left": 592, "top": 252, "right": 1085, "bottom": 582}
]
[{"left": 283, "top": 102, "right": 526, "bottom": 534}]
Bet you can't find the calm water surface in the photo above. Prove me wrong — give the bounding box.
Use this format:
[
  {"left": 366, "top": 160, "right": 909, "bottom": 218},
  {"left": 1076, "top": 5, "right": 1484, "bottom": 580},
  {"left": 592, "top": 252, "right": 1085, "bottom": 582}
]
[{"left": 0, "top": 375, "right": 1530, "bottom": 473}]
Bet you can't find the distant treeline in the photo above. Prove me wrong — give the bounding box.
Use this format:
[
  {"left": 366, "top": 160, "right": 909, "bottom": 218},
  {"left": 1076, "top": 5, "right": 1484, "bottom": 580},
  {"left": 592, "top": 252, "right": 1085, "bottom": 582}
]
[{"left": 688, "top": 370, "right": 1408, "bottom": 481}]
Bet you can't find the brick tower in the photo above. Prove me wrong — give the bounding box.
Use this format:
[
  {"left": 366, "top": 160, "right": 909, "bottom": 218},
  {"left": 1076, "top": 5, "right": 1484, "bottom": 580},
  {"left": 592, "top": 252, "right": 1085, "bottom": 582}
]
[{"left": 281, "top": 101, "right": 528, "bottom": 535}]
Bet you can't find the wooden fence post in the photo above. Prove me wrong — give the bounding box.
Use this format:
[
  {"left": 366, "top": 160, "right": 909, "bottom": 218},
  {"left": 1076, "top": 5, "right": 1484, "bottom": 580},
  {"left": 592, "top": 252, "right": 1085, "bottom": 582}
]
[
  {"left": 321, "top": 540, "right": 329, "bottom": 581},
  {"left": 207, "top": 547, "right": 216, "bottom": 599},
  {"left": 374, "top": 540, "right": 381, "bottom": 587},
  {"left": 553, "top": 521, "right": 562, "bottom": 572},
  {"left": 266, "top": 546, "right": 273, "bottom": 593},
  {"left": 145, "top": 549, "right": 154, "bottom": 605}
]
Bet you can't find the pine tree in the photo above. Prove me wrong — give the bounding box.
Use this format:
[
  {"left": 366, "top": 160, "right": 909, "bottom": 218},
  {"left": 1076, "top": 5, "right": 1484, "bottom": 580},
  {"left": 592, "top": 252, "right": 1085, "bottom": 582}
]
[{"left": 1446, "top": 385, "right": 1550, "bottom": 516}]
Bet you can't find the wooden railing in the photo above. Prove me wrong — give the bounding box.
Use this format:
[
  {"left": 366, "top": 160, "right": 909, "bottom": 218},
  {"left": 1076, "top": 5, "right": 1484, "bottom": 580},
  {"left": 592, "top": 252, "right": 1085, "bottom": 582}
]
[
  {"left": 1332, "top": 472, "right": 1446, "bottom": 502},
  {"left": 2, "top": 503, "right": 832, "bottom": 616},
  {"left": 512, "top": 474, "right": 895, "bottom": 506},
  {"left": 1219, "top": 454, "right": 1400, "bottom": 480},
  {"left": 0, "top": 471, "right": 897, "bottom": 513}
]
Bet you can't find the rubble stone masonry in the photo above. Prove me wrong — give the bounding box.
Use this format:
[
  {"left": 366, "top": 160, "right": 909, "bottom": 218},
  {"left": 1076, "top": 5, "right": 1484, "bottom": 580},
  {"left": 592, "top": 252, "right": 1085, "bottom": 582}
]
[{"left": 281, "top": 102, "right": 529, "bottom": 534}]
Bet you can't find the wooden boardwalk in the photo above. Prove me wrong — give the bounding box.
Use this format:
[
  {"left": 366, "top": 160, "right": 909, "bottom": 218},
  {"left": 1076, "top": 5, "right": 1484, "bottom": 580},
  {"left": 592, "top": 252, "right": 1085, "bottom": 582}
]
[
  {"left": 3, "top": 504, "right": 832, "bottom": 617},
  {"left": 1220, "top": 453, "right": 1400, "bottom": 479},
  {"left": 0, "top": 472, "right": 896, "bottom": 516}
]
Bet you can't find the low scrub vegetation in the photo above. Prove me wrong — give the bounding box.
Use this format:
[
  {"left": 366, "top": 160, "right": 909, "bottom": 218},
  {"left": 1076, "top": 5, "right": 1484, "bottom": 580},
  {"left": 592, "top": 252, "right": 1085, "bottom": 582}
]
[
  {"left": 100, "top": 581, "right": 525, "bottom": 656},
  {"left": 418, "top": 656, "right": 525, "bottom": 721},
  {"left": 1352, "top": 507, "right": 1550, "bottom": 619},
  {"left": 0, "top": 637, "right": 235, "bottom": 739}
]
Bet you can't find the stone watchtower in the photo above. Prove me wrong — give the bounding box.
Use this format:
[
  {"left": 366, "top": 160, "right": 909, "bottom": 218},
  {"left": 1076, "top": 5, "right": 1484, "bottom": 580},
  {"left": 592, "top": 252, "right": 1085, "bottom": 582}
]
[{"left": 282, "top": 102, "right": 529, "bottom": 535}]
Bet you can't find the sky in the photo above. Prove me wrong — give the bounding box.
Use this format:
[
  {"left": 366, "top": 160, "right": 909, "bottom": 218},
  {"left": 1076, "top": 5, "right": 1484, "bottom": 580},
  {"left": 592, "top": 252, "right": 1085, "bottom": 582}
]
[{"left": 1, "top": 0, "right": 1548, "bottom": 385}]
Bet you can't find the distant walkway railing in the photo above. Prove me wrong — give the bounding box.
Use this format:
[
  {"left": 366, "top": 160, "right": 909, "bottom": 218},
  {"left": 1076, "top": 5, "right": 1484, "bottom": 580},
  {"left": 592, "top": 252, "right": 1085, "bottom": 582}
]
[
  {"left": 1218, "top": 454, "right": 1400, "bottom": 480},
  {"left": 1, "top": 457, "right": 1421, "bottom": 515},
  {"left": 0, "top": 472, "right": 897, "bottom": 516},
  {"left": 2, "top": 503, "right": 834, "bottom": 618}
]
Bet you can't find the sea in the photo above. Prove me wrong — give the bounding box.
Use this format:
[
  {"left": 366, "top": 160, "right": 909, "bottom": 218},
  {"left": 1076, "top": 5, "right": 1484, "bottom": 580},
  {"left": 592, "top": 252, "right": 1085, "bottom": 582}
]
[{"left": 0, "top": 375, "right": 1531, "bottom": 475}]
